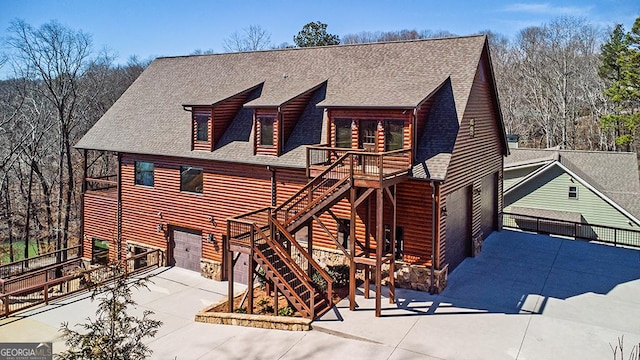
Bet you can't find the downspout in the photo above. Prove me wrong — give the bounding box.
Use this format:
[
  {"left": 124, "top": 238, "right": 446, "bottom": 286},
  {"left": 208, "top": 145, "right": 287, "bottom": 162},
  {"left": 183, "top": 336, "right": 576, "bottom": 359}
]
[
  {"left": 117, "top": 152, "right": 123, "bottom": 261},
  {"left": 430, "top": 180, "right": 438, "bottom": 294},
  {"left": 268, "top": 166, "right": 276, "bottom": 207}
]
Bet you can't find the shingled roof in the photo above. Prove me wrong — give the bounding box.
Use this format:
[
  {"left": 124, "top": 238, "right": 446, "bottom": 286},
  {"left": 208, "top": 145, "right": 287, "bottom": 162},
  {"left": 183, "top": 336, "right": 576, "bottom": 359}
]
[
  {"left": 76, "top": 35, "right": 492, "bottom": 178},
  {"left": 505, "top": 148, "right": 640, "bottom": 220}
]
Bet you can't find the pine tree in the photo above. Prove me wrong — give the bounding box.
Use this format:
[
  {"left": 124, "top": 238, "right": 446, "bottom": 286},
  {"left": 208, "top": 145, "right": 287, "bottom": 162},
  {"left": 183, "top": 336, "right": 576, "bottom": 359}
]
[
  {"left": 599, "top": 17, "right": 640, "bottom": 151},
  {"left": 57, "top": 265, "right": 162, "bottom": 360}
]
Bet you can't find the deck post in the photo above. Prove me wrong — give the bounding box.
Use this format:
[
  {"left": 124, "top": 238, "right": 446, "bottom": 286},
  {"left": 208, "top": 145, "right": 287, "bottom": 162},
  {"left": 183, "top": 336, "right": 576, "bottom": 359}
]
[
  {"left": 80, "top": 149, "right": 87, "bottom": 259},
  {"left": 389, "top": 185, "right": 396, "bottom": 304},
  {"left": 227, "top": 222, "right": 234, "bottom": 313},
  {"left": 247, "top": 252, "right": 254, "bottom": 314},
  {"left": 307, "top": 221, "right": 313, "bottom": 278},
  {"left": 364, "top": 195, "right": 371, "bottom": 299},
  {"left": 349, "top": 186, "right": 357, "bottom": 311},
  {"left": 375, "top": 187, "right": 383, "bottom": 317}
]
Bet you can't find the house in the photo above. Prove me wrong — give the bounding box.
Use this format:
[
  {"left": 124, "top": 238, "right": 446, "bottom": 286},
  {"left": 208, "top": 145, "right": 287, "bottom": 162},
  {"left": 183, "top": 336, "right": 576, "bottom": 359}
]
[
  {"left": 504, "top": 148, "right": 640, "bottom": 237},
  {"left": 75, "top": 35, "right": 508, "bottom": 318}
]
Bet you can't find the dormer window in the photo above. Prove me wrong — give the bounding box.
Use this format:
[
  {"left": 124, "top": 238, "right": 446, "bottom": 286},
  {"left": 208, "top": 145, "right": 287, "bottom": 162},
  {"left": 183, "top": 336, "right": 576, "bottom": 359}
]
[
  {"left": 195, "top": 113, "right": 209, "bottom": 141},
  {"left": 191, "top": 108, "right": 212, "bottom": 151},
  {"left": 259, "top": 116, "right": 275, "bottom": 147},
  {"left": 385, "top": 120, "right": 404, "bottom": 151},
  {"left": 335, "top": 118, "right": 352, "bottom": 148}
]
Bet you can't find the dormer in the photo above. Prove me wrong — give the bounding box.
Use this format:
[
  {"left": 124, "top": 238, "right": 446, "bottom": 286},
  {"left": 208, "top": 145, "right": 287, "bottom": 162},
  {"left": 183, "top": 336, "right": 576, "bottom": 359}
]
[
  {"left": 326, "top": 109, "right": 413, "bottom": 153},
  {"left": 247, "top": 81, "right": 326, "bottom": 156},
  {"left": 184, "top": 84, "right": 263, "bottom": 152}
]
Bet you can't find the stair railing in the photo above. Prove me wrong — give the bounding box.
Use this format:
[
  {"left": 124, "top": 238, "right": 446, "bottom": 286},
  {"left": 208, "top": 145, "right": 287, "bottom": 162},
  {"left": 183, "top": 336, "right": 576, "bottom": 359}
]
[
  {"left": 252, "top": 224, "right": 317, "bottom": 318},
  {"left": 274, "top": 152, "right": 352, "bottom": 225},
  {"left": 270, "top": 218, "right": 333, "bottom": 307}
]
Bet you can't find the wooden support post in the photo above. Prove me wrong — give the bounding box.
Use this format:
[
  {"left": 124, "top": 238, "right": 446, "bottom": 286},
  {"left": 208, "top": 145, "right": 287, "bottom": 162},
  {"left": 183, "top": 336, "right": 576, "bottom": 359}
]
[
  {"left": 227, "top": 247, "right": 234, "bottom": 313},
  {"left": 349, "top": 186, "right": 357, "bottom": 311},
  {"left": 389, "top": 185, "right": 396, "bottom": 304},
  {"left": 247, "top": 254, "right": 254, "bottom": 314},
  {"left": 375, "top": 188, "right": 383, "bottom": 317},
  {"left": 364, "top": 195, "right": 371, "bottom": 299},
  {"left": 307, "top": 222, "right": 313, "bottom": 278},
  {"left": 80, "top": 149, "right": 87, "bottom": 259},
  {"left": 274, "top": 287, "right": 279, "bottom": 315}
]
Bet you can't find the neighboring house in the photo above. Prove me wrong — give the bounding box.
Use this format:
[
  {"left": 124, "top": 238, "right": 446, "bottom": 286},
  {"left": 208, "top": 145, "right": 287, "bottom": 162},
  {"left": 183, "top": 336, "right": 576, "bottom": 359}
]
[
  {"left": 75, "top": 35, "right": 508, "bottom": 318},
  {"left": 504, "top": 148, "right": 640, "bottom": 237}
]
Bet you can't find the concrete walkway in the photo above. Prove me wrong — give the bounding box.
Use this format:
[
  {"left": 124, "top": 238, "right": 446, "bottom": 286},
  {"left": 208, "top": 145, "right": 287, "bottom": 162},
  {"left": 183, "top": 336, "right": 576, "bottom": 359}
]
[{"left": 1, "top": 230, "right": 639, "bottom": 359}]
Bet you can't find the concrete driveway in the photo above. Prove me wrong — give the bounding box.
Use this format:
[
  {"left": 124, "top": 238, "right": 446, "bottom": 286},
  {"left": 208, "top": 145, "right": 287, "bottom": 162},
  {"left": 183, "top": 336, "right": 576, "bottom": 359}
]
[{"left": 1, "top": 229, "right": 639, "bottom": 359}]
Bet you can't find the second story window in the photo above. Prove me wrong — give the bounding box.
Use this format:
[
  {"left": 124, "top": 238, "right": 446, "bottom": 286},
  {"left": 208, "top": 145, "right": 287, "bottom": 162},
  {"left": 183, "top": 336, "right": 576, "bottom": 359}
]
[
  {"left": 568, "top": 185, "right": 578, "bottom": 199},
  {"left": 135, "top": 161, "right": 154, "bottom": 187},
  {"left": 194, "top": 113, "right": 210, "bottom": 142},
  {"left": 334, "top": 118, "right": 352, "bottom": 148},
  {"left": 385, "top": 120, "right": 404, "bottom": 151},
  {"left": 181, "top": 166, "right": 203, "bottom": 193},
  {"left": 259, "top": 116, "right": 275, "bottom": 147}
]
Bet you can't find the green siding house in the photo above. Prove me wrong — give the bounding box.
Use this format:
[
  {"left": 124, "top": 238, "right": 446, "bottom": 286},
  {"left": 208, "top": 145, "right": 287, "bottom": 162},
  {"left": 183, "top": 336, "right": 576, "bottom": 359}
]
[{"left": 504, "top": 149, "right": 640, "bottom": 238}]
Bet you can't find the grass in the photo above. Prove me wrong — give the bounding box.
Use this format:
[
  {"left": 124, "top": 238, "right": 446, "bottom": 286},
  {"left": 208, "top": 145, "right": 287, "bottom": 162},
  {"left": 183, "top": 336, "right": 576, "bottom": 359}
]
[{"left": 0, "top": 241, "right": 40, "bottom": 264}]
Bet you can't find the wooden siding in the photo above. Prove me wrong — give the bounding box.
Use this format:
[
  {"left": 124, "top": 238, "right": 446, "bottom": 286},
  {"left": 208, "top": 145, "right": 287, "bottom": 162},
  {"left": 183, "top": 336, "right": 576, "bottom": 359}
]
[
  {"left": 439, "top": 49, "right": 505, "bottom": 269},
  {"left": 504, "top": 165, "right": 638, "bottom": 232},
  {"left": 415, "top": 96, "right": 436, "bottom": 152},
  {"left": 213, "top": 91, "right": 254, "bottom": 146},
  {"left": 119, "top": 154, "right": 273, "bottom": 264},
  {"left": 83, "top": 193, "right": 118, "bottom": 261},
  {"left": 281, "top": 90, "right": 316, "bottom": 145}
]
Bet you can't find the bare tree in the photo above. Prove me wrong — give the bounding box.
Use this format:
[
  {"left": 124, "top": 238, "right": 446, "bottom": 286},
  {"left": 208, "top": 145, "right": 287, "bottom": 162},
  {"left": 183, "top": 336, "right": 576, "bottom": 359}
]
[{"left": 223, "top": 25, "right": 272, "bottom": 52}]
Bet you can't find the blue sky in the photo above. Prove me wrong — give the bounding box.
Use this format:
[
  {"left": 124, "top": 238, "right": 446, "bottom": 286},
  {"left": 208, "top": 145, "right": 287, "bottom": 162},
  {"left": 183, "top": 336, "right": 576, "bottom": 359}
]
[{"left": 1, "top": 0, "right": 638, "bottom": 72}]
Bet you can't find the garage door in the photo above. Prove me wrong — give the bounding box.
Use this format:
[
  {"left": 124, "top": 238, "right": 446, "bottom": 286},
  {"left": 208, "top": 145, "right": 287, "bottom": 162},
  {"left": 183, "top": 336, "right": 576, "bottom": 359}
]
[
  {"left": 445, "top": 186, "right": 471, "bottom": 271},
  {"left": 171, "top": 228, "right": 202, "bottom": 272},
  {"left": 481, "top": 172, "right": 498, "bottom": 239}
]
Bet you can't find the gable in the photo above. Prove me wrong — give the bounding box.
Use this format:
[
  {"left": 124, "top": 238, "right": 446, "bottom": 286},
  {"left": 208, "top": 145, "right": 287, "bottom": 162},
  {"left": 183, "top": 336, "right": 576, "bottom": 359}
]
[{"left": 505, "top": 163, "right": 640, "bottom": 228}]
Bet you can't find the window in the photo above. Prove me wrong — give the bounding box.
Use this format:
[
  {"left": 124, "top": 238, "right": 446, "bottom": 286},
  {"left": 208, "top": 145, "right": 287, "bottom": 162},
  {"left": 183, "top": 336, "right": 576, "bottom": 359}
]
[
  {"left": 135, "top": 161, "right": 154, "bottom": 187},
  {"left": 334, "top": 118, "right": 352, "bottom": 148},
  {"left": 337, "top": 218, "right": 350, "bottom": 251},
  {"left": 180, "top": 166, "right": 203, "bottom": 193},
  {"left": 385, "top": 120, "right": 404, "bottom": 151},
  {"left": 194, "top": 113, "right": 209, "bottom": 142},
  {"left": 92, "top": 238, "right": 109, "bottom": 265},
  {"left": 384, "top": 225, "right": 404, "bottom": 260},
  {"left": 259, "top": 116, "right": 274, "bottom": 146},
  {"left": 568, "top": 185, "right": 578, "bottom": 199}
]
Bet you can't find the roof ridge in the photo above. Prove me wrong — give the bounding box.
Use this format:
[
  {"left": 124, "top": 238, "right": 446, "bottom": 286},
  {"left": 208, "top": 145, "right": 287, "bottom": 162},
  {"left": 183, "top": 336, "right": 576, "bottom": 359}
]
[{"left": 156, "top": 34, "right": 487, "bottom": 60}]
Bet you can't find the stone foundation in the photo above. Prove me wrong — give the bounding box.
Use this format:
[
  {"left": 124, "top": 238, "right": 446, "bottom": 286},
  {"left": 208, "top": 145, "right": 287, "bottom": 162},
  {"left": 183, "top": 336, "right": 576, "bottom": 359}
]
[
  {"left": 195, "top": 303, "right": 311, "bottom": 331},
  {"left": 294, "top": 246, "right": 449, "bottom": 293},
  {"left": 391, "top": 263, "right": 448, "bottom": 293},
  {"left": 200, "top": 258, "right": 223, "bottom": 281},
  {"left": 125, "top": 241, "right": 167, "bottom": 266}
]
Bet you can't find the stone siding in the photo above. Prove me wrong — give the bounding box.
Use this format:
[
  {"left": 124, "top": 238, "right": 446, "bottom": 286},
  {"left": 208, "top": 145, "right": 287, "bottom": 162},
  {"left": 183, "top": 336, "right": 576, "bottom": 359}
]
[{"left": 200, "top": 258, "right": 223, "bottom": 281}]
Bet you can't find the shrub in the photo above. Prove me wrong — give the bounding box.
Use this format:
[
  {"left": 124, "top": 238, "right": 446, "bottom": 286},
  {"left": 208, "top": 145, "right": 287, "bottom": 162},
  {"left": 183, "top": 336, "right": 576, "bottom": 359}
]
[{"left": 277, "top": 306, "right": 294, "bottom": 316}]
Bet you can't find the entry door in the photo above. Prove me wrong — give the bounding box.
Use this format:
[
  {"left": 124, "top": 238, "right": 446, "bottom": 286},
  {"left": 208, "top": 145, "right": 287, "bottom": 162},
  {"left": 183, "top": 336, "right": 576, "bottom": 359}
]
[
  {"left": 171, "top": 227, "right": 202, "bottom": 272},
  {"left": 481, "top": 172, "right": 498, "bottom": 239},
  {"left": 359, "top": 120, "right": 377, "bottom": 151},
  {"left": 359, "top": 120, "right": 377, "bottom": 173}
]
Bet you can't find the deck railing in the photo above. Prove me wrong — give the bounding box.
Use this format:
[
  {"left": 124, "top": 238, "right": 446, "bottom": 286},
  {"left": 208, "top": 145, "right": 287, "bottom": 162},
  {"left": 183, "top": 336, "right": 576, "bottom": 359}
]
[
  {"left": 501, "top": 212, "right": 640, "bottom": 248},
  {"left": 85, "top": 175, "right": 117, "bottom": 191},
  {"left": 0, "top": 245, "right": 82, "bottom": 279},
  {"left": 0, "top": 249, "right": 162, "bottom": 318},
  {"left": 306, "top": 146, "right": 411, "bottom": 181}
]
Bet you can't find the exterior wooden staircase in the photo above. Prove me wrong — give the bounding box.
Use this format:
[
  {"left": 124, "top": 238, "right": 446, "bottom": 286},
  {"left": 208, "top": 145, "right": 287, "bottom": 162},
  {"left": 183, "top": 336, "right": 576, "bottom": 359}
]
[{"left": 227, "top": 147, "right": 412, "bottom": 319}]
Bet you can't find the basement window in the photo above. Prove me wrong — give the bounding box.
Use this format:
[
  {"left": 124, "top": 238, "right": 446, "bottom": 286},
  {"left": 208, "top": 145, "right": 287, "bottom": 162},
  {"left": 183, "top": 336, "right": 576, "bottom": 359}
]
[
  {"left": 568, "top": 186, "right": 578, "bottom": 200},
  {"left": 92, "top": 238, "right": 109, "bottom": 265},
  {"left": 180, "top": 166, "right": 203, "bottom": 193},
  {"left": 134, "top": 161, "right": 154, "bottom": 187}
]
